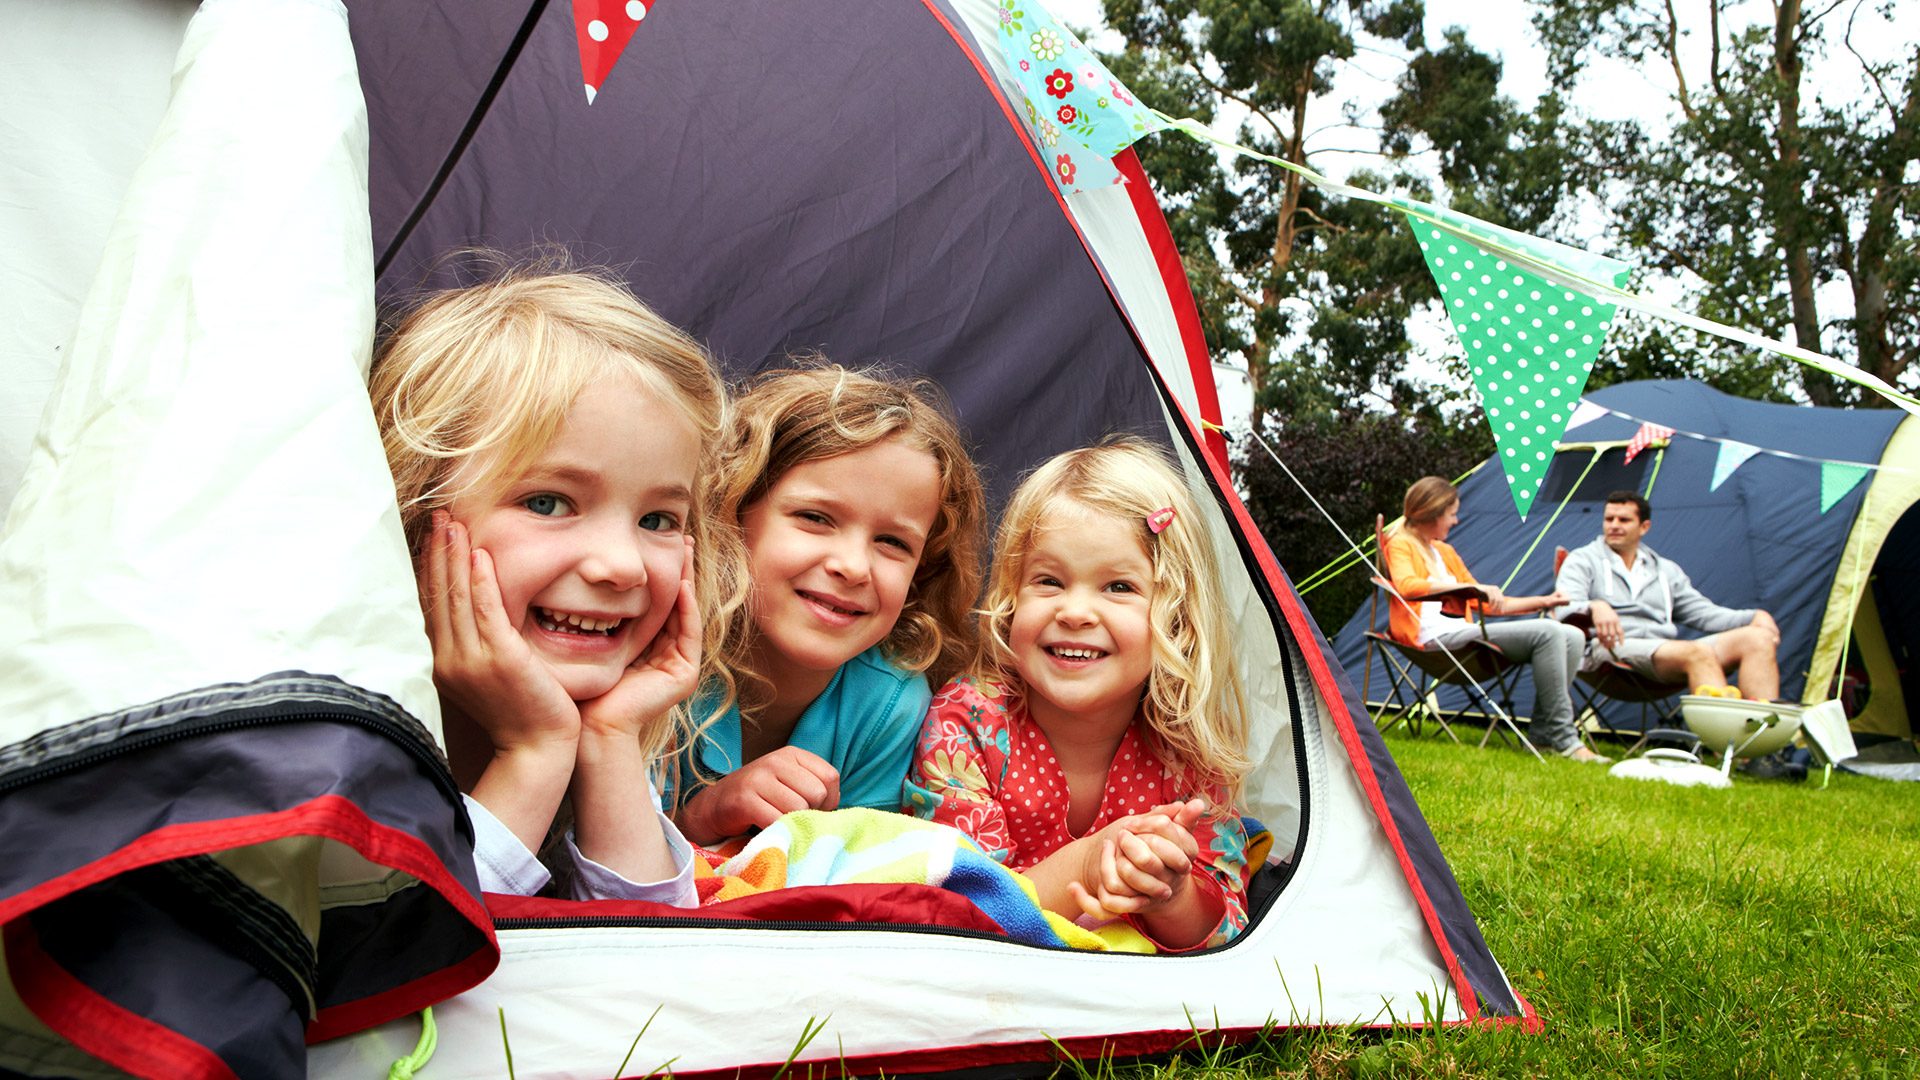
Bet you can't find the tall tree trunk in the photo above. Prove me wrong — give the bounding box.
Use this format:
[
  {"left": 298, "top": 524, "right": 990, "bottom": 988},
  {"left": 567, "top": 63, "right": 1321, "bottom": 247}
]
[
  {"left": 1770, "top": 0, "right": 1836, "bottom": 403},
  {"left": 1847, "top": 54, "right": 1919, "bottom": 397},
  {"left": 1249, "top": 69, "right": 1314, "bottom": 429}
]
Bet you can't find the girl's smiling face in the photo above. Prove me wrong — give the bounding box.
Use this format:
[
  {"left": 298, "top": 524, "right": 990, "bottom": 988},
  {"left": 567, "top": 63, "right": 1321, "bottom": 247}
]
[
  {"left": 447, "top": 375, "right": 698, "bottom": 701},
  {"left": 740, "top": 437, "right": 942, "bottom": 695},
  {"left": 1008, "top": 505, "right": 1156, "bottom": 739}
]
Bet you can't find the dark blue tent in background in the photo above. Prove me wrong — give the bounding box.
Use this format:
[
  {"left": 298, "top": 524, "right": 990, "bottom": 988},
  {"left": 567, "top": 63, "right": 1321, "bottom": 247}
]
[{"left": 1332, "top": 379, "right": 1920, "bottom": 738}]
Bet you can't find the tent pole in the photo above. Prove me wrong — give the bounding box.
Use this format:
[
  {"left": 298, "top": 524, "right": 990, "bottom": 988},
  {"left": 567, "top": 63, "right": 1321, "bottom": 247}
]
[{"left": 1498, "top": 450, "right": 1600, "bottom": 593}]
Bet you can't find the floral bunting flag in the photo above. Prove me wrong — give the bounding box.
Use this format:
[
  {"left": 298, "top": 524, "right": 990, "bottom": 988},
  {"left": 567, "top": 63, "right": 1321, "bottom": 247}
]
[
  {"left": 994, "top": 0, "right": 1170, "bottom": 194},
  {"left": 1410, "top": 215, "right": 1617, "bottom": 519},
  {"left": 1709, "top": 440, "right": 1762, "bottom": 491},
  {"left": 1820, "top": 461, "right": 1870, "bottom": 514},
  {"left": 572, "top": 0, "right": 651, "bottom": 103}
]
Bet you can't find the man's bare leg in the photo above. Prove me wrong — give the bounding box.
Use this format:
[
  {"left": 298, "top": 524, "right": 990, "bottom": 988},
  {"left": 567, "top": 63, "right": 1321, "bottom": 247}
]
[
  {"left": 1649, "top": 640, "right": 1724, "bottom": 692},
  {"left": 1709, "top": 627, "right": 1781, "bottom": 700}
]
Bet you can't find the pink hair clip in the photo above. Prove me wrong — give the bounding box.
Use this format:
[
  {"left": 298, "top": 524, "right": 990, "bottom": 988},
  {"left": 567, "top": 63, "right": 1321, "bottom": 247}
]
[{"left": 1147, "top": 506, "right": 1176, "bottom": 535}]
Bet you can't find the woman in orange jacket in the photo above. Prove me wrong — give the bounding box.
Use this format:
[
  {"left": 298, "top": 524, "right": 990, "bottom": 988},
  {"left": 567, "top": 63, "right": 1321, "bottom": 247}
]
[{"left": 1383, "top": 477, "right": 1605, "bottom": 762}]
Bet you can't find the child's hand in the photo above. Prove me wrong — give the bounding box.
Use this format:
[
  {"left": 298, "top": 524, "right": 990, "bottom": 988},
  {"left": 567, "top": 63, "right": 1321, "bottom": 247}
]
[
  {"left": 1066, "top": 799, "right": 1206, "bottom": 920},
  {"left": 423, "top": 512, "right": 580, "bottom": 754},
  {"left": 578, "top": 536, "right": 702, "bottom": 741},
  {"left": 675, "top": 746, "right": 841, "bottom": 845}
]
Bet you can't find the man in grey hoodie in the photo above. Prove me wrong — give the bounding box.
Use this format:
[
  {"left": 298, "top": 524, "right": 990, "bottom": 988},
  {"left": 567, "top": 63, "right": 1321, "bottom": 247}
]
[{"left": 1556, "top": 491, "right": 1781, "bottom": 698}]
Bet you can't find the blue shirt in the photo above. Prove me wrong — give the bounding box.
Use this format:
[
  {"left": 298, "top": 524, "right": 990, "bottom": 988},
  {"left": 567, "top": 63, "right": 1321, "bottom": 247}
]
[{"left": 670, "top": 646, "right": 930, "bottom": 813}]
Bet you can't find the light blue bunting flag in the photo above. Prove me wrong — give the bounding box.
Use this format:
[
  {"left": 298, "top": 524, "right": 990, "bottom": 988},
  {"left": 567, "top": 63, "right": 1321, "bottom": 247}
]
[
  {"left": 1709, "top": 440, "right": 1762, "bottom": 491},
  {"left": 1820, "top": 461, "right": 1869, "bottom": 514}
]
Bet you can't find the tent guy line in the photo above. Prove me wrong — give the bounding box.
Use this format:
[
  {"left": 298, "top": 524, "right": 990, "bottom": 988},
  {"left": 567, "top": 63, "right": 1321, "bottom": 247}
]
[
  {"left": 1203, "top": 419, "right": 1545, "bottom": 760},
  {"left": 1140, "top": 111, "right": 1920, "bottom": 419},
  {"left": 1573, "top": 403, "right": 1916, "bottom": 475}
]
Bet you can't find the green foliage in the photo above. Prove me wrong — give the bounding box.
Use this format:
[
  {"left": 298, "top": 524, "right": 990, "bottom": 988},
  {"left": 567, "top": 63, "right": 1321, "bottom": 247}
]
[
  {"left": 1536, "top": 0, "right": 1920, "bottom": 404},
  {"left": 1236, "top": 406, "right": 1492, "bottom": 631}
]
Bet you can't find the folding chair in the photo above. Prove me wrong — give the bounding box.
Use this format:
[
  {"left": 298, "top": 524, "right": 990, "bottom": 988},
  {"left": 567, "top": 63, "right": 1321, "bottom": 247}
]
[
  {"left": 1552, "top": 546, "right": 1689, "bottom": 751},
  {"left": 1360, "top": 516, "right": 1524, "bottom": 744}
]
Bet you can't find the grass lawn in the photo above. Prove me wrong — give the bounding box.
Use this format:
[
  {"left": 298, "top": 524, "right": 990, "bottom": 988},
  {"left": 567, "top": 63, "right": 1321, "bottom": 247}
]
[{"left": 1111, "top": 728, "right": 1920, "bottom": 1079}]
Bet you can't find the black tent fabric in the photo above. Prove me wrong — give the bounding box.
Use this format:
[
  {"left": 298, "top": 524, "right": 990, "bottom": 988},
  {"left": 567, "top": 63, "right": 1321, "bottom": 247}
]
[
  {"left": 1332, "top": 379, "right": 1904, "bottom": 731},
  {"left": 352, "top": 0, "right": 1170, "bottom": 508}
]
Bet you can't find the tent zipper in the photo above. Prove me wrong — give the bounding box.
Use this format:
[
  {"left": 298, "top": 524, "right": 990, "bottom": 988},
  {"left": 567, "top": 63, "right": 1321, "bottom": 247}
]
[{"left": 0, "top": 708, "right": 458, "bottom": 804}]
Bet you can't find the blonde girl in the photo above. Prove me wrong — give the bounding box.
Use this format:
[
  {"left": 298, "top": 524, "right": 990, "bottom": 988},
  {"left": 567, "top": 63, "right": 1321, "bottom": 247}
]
[
  {"left": 905, "top": 438, "right": 1253, "bottom": 951},
  {"left": 372, "top": 260, "right": 739, "bottom": 901},
  {"left": 670, "top": 364, "right": 985, "bottom": 846}
]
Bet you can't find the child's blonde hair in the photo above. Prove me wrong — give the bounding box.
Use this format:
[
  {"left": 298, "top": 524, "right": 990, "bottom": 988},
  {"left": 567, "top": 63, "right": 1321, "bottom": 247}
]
[
  {"left": 979, "top": 438, "right": 1250, "bottom": 798},
  {"left": 715, "top": 362, "right": 985, "bottom": 717},
  {"left": 369, "top": 257, "right": 744, "bottom": 758}
]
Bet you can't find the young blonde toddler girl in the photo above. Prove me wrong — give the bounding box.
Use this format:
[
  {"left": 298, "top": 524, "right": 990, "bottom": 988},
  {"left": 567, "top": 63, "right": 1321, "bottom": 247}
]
[{"left": 906, "top": 439, "right": 1253, "bottom": 950}]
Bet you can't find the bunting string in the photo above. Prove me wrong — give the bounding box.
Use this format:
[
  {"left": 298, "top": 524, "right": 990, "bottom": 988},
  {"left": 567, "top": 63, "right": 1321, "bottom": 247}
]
[
  {"left": 981, "top": 1, "right": 1920, "bottom": 517},
  {"left": 1206, "top": 421, "right": 1544, "bottom": 760},
  {"left": 1567, "top": 402, "right": 1912, "bottom": 475}
]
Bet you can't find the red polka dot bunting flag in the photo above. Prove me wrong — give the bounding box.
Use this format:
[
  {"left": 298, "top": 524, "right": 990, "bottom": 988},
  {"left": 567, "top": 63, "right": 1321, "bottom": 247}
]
[
  {"left": 1409, "top": 215, "right": 1619, "bottom": 520},
  {"left": 573, "top": 0, "right": 650, "bottom": 104}
]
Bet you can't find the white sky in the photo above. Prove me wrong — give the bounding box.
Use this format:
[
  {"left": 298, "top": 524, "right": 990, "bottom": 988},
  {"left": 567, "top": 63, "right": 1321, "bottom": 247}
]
[{"left": 1045, "top": 0, "right": 1917, "bottom": 429}]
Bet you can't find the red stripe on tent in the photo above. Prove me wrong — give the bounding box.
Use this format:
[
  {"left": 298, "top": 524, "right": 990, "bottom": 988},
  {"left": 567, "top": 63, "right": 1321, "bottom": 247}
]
[
  {"left": 916, "top": 3, "right": 1193, "bottom": 411},
  {"left": 918, "top": 2, "right": 1082, "bottom": 244},
  {"left": 487, "top": 881, "right": 1013, "bottom": 936},
  {"left": 4, "top": 920, "right": 241, "bottom": 1080},
  {"left": 1114, "top": 148, "right": 1230, "bottom": 471},
  {"left": 0, "top": 795, "right": 499, "bottom": 1042},
  {"left": 670, "top": 1010, "right": 1541, "bottom": 1079},
  {"left": 919, "top": 0, "right": 1485, "bottom": 1020}
]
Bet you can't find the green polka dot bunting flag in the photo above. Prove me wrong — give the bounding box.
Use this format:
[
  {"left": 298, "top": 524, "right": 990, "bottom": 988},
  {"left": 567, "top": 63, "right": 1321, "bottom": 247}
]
[{"left": 1409, "top": 215, "right": 1617, "bottom": 519}]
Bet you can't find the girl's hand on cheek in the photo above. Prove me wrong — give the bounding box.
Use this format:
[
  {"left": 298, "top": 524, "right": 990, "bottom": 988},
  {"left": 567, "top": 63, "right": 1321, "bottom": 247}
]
[
  {"left": 580, "top": 535, "right": 702, "bottom": 741},
  {"left": 423, "top": 512, "right": 580, "bottom": 753},
  {"left": 675, "top": 746, "right": 841, "bottom": 845}
]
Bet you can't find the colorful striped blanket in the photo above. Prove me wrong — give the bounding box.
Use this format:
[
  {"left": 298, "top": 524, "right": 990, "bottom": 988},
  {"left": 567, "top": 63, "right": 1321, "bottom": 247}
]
[{"left": 693, "top": 808, "right": 1156, "bottom": 952}]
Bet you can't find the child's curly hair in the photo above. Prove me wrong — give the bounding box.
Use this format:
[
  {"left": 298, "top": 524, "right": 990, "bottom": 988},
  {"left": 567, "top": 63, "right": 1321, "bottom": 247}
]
[
  {"left": 977, "top": 437, "right": 1250, "bottom": 799},
  {"left": 712, "top": 362, "right": 986, "bottom": 719},
  {"left": 369, "top": 254, "right": 744, "bottom": 761}
]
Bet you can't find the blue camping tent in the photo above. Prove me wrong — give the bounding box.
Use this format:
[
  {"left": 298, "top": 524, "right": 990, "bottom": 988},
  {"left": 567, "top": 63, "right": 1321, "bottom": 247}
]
[{"left": 1331, "top": 379, "right": 1920, "bottom": 737}]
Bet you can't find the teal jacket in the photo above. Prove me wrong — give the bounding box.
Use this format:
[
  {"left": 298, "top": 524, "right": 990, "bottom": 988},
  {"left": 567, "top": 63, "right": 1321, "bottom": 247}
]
[{"left": 668, "top": 647, "right": 929, "bottom": 813}]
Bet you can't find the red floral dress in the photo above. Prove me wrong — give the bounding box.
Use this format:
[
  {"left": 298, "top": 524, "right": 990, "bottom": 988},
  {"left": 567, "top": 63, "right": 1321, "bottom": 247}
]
[{"left": 904, "top": 676, "right": 1252, "bottom": 949}]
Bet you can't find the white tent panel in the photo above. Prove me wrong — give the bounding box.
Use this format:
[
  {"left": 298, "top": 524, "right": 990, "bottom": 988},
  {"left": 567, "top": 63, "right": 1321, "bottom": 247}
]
[{"left": 0, "top": 0, "right": 439, "bottom": 744}]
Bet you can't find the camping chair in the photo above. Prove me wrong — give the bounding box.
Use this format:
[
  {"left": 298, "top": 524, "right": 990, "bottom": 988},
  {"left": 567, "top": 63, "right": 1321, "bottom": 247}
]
[
  {"left": 1361, "top": 516, "right": 1524, "bottom": 744},
  {"left": 1553, "top": 546, "right": 1690, "bottom": 750}
]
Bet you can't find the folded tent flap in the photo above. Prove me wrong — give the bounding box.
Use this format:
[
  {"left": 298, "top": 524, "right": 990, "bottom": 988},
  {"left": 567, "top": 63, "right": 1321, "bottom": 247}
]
[{"left": 0, "top": 1, "right": 495, "bottom": 1076}]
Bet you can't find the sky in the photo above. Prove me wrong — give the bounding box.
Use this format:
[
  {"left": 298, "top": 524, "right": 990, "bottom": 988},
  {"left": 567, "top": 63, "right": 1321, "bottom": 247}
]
[{"left": 1042, "top": 0, "right": 1918, "bottom": 431}]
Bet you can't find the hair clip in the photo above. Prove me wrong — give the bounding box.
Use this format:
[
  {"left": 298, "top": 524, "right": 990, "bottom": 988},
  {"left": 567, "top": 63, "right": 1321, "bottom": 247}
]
[{"left": 1147, "top": 506, "right": 1176, "bottom": 535}]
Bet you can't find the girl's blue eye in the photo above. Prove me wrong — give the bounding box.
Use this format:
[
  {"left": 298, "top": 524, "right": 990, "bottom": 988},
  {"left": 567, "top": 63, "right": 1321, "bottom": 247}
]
[
  {"left": 639, "top": 511, "right": 677, "bottom": 532},
  {"left": 523, "top": 493, "right": 568, "bottom": 516}
]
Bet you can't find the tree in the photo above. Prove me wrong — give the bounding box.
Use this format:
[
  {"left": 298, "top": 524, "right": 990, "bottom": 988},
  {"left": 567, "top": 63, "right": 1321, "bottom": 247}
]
[
  {"left": 1095, "top": 1, "right": 1553, "bottom": 626},
  {"left": 1536, "top": 0, "right": 1920, "bottom": 404},
  {"left": 1236, "top": 406, "right": 1491, "bottom": 631}
]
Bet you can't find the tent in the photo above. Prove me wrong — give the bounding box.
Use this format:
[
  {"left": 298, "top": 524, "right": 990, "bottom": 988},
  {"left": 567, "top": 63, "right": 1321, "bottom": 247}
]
[
  {"left": 1331, "top": 379, "right": 1920, "bottom": 742},
  {"left": 1, "top": 0, "right": 1533, "bottom": 1075}
]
